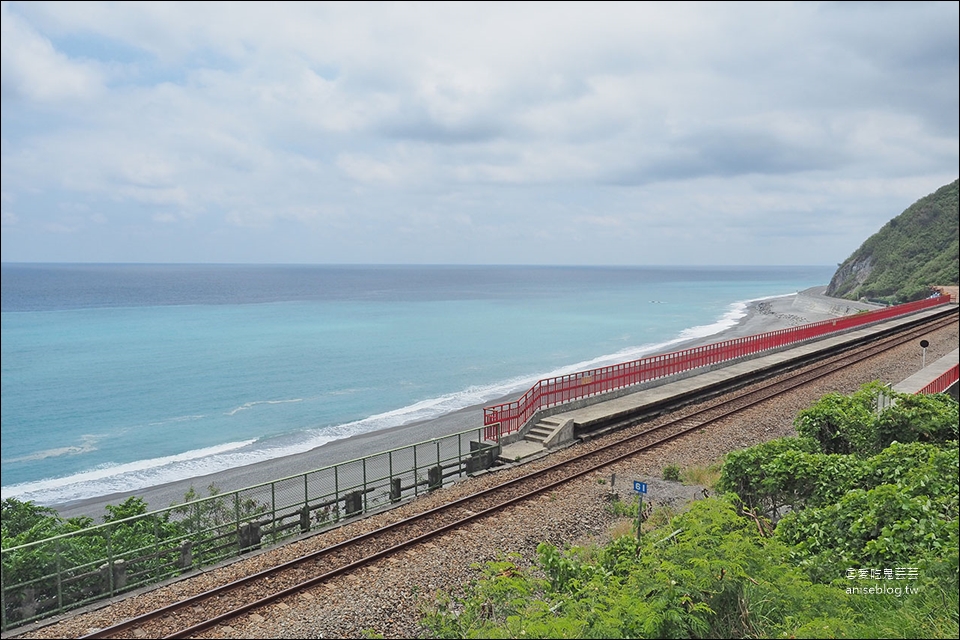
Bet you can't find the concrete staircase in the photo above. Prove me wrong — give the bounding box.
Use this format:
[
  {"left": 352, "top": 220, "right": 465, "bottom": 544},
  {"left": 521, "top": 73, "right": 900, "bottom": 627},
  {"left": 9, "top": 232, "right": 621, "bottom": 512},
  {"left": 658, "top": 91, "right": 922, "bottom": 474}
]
[
  {"left": 525, "top": 416, "right": 574, "bottom": 448},
  {"left": 498, "top": 416, "right": 576, "bottom": 464}
]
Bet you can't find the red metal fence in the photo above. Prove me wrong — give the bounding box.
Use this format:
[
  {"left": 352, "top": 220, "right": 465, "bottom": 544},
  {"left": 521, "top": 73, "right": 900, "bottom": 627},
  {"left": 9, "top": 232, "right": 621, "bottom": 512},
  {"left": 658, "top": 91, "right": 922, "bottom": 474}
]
[
  {"left": 483, "top": 295, "right": 952, "bottom": 440},
  {"left": 918, "top": 363, "right": 960, "bottom": 395}
]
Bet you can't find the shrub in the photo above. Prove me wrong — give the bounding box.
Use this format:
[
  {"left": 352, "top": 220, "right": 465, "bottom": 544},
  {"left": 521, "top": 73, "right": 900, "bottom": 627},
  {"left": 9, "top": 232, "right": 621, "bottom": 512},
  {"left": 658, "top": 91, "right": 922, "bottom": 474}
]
[
  {"left": 662, "top": 463, "right": 681, "bottom": 481},
  {"left": 875, "top": 392, "right": 959, "bottom": 449}
]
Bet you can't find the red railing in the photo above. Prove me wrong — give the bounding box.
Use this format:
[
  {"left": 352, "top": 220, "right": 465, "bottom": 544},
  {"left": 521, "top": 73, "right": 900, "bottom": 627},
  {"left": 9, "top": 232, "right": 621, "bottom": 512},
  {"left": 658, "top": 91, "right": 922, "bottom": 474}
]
[
  {"left": 483, "top": 295, "right": 952, "bottom": 440},
  {"left": 918, "top": 363, "right": 959, "bottom": 395}
]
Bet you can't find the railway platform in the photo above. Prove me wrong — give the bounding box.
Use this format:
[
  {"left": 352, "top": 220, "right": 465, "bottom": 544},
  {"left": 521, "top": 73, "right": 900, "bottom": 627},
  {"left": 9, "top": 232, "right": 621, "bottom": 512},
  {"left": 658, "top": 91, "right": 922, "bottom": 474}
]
[
  {"left": 893, "top": 347, "right": 959, "bottom": 398},
  {"left": 499, "top": 304, "right": 957, "bottom": 463}
]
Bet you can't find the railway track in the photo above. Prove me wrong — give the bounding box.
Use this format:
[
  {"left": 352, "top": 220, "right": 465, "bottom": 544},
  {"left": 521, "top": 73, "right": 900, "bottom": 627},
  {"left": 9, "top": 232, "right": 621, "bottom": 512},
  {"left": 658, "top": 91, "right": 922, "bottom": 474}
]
[{"left": 78, "top": 308, "right": 957, "bottom": 640}]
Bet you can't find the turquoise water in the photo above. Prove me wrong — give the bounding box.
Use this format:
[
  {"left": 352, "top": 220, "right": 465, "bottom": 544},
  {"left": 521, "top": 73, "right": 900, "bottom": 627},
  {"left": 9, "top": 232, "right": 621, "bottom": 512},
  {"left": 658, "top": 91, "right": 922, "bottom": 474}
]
[{"left": 1, "top": 264, "right": 833, "bottom": 505}]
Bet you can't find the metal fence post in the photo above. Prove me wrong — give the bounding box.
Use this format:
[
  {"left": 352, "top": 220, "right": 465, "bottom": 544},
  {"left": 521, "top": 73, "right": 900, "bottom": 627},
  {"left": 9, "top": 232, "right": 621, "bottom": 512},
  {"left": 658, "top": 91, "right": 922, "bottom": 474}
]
[
  {"left": 105, "top": 524, "right": 114, "bottom": 596},
  {"left": 153, "top": 518, "right": 160, "bottom": 582},
  {"left": 362, "top": 458, "right": 368, "bottom": 513},
  {"left": 334, "top": 465, "right": 340, "bottom": 519},
  {"left": 55, "top": 537, "right": 63, "bottom": 611},
  {"left": 194, "top": 501, "right": 201, "bottom": 537},
  {"left": 234, "top": 493, "right": 241, "bottom": 552},
  {"left": 1, "top": 557, "right": 7, "bottom": 632},
  {"left": 271, "top": 482, "right": 277, "bottom": 544}
]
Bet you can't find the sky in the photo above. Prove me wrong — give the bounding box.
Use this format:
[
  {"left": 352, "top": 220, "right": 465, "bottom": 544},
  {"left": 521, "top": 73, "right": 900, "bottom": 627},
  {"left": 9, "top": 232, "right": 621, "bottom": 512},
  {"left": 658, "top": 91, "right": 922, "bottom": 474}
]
[{"left": 1, "top": 1, "right": 957, "bottom": 266}]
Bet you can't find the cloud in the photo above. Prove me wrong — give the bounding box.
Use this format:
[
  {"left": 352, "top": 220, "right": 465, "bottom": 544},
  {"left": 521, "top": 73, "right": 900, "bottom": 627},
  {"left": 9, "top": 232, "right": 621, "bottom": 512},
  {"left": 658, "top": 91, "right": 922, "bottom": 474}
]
[
  {"left": 1, "top": 3, "right": 104, "bottom": 102},
  {"left": 607, "top": 127, "right": 842, "bottom": 186},
  {"left": 336, "top": 153, "right": 402, "bottom": 185},
  {"left": 1, "top": 210, "right": 18, "bottom": 227},
  {"left": 0, "top": 2, "right": 956, "bottom": 265}
]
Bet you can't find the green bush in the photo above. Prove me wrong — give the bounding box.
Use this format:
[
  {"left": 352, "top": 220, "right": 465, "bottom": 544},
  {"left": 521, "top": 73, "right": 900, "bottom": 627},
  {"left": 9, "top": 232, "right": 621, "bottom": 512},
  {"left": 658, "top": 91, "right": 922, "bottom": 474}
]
[
  {"left": 794, "top": 381, "right": 958, "bottom": 456},
  {"left": 715, "top": 437, "right": 824, "bottom": 520},
  {"left": 1, "top": 484, "right": 268, "bottom": 629},
  {"left": 423, "top": 497, "right": 865, "bottom": 639},
  {"left": 876, "top": 392, "right": 959, "bottom": 449},
  {"left": 794, "top": 382, "right": 886, "bottom": 455},
  {"left": 423, "top": 384, "right": 959, "bottom": 639}
]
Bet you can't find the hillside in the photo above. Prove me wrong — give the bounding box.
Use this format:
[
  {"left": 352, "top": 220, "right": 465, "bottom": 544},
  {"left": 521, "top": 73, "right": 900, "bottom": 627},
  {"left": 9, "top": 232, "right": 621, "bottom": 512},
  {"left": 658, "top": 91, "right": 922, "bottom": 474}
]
[{"left": 826, "top": 179, "right": 959, "bottom": 303}]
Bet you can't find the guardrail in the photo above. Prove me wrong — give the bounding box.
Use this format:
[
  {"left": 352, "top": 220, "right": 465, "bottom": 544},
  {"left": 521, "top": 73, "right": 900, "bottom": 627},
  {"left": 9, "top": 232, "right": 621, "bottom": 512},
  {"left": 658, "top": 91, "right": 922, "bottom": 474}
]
[
  {"left": 482, "top": 295, "right": 952, "bottom": 439},
  {"left": 0, "top": 427, "right": 500, "bottom": 631},
  {"left": 918, "top": 364, "right": 960, "bottom": 395}
]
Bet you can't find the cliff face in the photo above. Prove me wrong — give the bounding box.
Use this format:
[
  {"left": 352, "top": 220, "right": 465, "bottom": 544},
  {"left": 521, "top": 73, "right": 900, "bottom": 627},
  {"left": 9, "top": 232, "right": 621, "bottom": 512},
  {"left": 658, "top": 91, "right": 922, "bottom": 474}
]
[
  {"left": 825, "top": 179, "right": 959, "bottom": 303},
  {"left": 826, "top": 254, "right": 874, "bottom": 298}
]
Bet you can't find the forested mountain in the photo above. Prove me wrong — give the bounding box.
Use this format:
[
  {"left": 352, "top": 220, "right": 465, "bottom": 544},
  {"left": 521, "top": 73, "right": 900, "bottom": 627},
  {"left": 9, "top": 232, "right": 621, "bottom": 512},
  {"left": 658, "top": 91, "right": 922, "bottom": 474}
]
[{"left": 826, "top": 179, "right": 959, "bottom": 303}]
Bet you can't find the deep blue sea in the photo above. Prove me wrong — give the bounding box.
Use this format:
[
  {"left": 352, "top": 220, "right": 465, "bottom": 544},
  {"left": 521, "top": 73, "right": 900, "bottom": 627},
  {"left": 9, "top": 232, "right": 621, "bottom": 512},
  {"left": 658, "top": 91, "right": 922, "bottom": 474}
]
[{"left": 1, "top": 264, "right": 833, "bottom": 505}]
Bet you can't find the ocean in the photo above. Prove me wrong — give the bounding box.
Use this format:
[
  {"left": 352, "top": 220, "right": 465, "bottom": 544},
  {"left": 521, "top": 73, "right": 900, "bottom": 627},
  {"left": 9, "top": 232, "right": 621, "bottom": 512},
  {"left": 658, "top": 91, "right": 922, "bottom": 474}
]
[{"left": 1, "top": 264, "right": 833, "bottom": 506}]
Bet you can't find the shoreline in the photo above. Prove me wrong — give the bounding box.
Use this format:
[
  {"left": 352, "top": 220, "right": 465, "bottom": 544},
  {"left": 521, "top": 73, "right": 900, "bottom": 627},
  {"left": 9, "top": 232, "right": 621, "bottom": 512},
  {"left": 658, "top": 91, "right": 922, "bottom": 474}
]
[{"left": 49, "top": 286, "right": 878, "bottom": 521}]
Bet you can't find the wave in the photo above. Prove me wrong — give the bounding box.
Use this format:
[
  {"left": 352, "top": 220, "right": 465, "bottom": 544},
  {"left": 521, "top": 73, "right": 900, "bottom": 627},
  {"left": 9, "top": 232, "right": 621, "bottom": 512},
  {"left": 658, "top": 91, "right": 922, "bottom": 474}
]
[
  {"left": 548, "top": 292, "right": 797, "bottom": 373},
  {"left": 2, "top": 294, "right": 790, "bottom": 506},
  {"left": 147, "top": 414, "right": 206, "bottom": 426},
  {"left": 225, "top": 398, "right": 304, "bottom": 416},
  {"left": 0, "top": 439, "right": 258, "bottom": 504},
  {"left": 3, "top": 435, "right": 101, "bottom": 464}
]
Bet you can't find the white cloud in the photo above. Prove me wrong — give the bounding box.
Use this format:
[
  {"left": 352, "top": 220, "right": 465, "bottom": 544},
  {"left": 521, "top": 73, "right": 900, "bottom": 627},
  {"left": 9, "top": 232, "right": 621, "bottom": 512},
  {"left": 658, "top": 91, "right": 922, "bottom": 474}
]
[
  {"left": 336, "top": 153, "right": 402, "bottom": 185},
  {"left": 151, "top": 212, "right": 178, "bottom": 224},
  {"left": 1, "top": 2, "right": 104, "bottom": 102},
  {"left": 42, "top": 221, "right": 78, "bottom": 234},
  {"left": 0, "top": 1, "right": 956, "bottom": 264},
  {"left": 1, "top": 210, "right": 18, "bottom": 227}
]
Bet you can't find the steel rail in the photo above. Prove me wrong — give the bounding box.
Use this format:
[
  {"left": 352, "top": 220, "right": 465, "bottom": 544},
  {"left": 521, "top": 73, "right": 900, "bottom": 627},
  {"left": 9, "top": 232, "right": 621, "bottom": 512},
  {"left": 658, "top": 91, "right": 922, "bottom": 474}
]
[{"left": 80, "top": 309, "right": 957, "bottom": 639}]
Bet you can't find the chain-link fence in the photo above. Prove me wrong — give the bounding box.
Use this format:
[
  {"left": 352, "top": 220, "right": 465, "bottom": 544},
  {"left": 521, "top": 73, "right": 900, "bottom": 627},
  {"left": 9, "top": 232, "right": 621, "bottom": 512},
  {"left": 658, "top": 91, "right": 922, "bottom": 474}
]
[{"left": 1, "top": 427, "right": 501, "bottom": 631}]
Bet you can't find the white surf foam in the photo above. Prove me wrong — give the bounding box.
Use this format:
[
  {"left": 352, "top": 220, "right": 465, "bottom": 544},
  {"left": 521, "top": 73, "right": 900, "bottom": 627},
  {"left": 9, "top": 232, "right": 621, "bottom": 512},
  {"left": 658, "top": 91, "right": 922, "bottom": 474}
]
[{"left": 0, "top": 439, "right": 258, "bottom": 504}]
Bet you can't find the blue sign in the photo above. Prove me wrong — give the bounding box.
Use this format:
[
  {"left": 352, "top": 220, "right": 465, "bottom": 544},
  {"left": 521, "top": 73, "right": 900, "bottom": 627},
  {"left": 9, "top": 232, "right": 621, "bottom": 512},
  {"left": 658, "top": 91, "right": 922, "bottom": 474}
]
[{"left": 633, "top": 481, "right": 648, "bottom": 494}]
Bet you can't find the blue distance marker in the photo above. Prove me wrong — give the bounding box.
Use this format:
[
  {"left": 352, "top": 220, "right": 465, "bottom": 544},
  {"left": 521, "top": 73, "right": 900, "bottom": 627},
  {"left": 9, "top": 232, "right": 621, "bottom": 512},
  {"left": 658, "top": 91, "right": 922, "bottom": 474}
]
[{"left": 633, "top": 480, "right": 648, "bottom": 542}]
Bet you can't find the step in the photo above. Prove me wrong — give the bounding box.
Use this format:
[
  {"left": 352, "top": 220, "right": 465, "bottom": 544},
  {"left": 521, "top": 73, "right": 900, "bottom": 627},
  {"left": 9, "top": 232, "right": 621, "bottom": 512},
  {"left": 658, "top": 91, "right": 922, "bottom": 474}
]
[
  {"left": 527, "top": 427, "right": 553, "bottom": 442},
  {"left": 525, "top": 418, "right": 565, "bottom": 443}
]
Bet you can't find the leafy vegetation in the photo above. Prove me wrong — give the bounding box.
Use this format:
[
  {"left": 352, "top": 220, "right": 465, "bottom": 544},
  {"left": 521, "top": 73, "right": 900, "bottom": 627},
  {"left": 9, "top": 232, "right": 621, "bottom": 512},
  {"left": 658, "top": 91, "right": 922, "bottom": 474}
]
[
  {"left": 826, "top": 179, "right": 959, "bottom": 303},
  {"left": 792, "top": 381, "right": 958, "bottom": 455},
  {"left": 662, "top": 463, "right": 681, "bottom": 481},
  {"left": 1, "top": 484, "right": 266, "bottom": 628},
  {"left": 423, "top": 384, "right": 959, "bottom": 638},
  {"left": 2, "top": 495, "right": 187, "bottom": 627}
]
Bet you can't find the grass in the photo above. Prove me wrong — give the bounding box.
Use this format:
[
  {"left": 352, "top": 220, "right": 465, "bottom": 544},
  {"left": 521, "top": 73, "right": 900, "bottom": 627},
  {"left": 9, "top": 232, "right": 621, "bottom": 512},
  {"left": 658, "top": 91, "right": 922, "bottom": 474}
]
[
  {"left": 680, "top": 461, "right": 722, "bottom": 488},
  {"left": 604, "top": 496, "right": 637, "bottom": 518},
  {"left": 608, "top": 519, "right": 638, "bottom": 540},
  {"left": 645, "top": 504, "right": 677, "bottom": 530}
]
